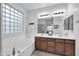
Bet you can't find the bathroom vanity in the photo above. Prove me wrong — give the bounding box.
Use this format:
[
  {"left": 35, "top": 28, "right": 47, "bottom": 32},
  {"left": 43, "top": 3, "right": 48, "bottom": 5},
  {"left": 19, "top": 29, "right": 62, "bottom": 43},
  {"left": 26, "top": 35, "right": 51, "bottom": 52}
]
[
  {"left": 35, "top": 34, "right": 75, "bottom": 56},
  {"left": 36, "top": 14, "right": 75, "bottom": 56}
]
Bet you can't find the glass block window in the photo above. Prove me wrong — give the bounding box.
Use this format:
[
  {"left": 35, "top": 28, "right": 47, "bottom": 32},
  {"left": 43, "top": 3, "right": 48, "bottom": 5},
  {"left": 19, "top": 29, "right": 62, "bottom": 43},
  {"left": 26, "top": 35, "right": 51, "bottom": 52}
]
[{"left": 2, "top": 3, "right": 24, "bottom": 34}]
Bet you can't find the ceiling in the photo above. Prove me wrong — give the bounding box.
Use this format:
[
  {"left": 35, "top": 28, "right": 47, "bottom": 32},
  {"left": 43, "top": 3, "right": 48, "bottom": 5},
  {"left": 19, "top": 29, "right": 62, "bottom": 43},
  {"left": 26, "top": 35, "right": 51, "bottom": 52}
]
[{"left": 17, "top": 3, "right": 57, "bottom": 10}]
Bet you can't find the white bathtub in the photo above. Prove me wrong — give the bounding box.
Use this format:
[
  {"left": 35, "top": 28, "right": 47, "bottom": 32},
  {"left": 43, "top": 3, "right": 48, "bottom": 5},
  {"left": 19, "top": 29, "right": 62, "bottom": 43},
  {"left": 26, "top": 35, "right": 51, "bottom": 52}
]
[{"left": 15, "top": 41, "right": 35, "bottom": 56}]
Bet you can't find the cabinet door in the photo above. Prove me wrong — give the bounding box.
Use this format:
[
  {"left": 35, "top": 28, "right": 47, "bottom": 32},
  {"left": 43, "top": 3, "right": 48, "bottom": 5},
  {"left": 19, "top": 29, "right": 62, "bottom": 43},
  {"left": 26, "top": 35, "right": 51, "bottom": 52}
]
[
  {"left": 41, "top": 38, "right": 47, "bottom": 51},
  {"left": 35, "top": 37, "right": 41, "bottom": 50},
  {"left": 65, "top": 43, "right": 75, "bottom": 56},
  {"left": 56, "top": 42, "right": 64, "bottom": 55}
]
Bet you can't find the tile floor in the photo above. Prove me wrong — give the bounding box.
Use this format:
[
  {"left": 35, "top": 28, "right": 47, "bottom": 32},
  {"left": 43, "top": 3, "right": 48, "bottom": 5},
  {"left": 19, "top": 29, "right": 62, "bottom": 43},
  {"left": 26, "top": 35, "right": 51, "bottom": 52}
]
[{"left": 31, "top": 50, "right": 59, "bottom": 56}]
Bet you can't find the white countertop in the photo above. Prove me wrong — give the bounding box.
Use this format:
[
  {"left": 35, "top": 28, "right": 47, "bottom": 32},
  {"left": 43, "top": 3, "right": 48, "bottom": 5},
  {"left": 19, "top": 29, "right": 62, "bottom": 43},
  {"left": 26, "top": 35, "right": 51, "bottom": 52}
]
[{"left": 35, "top": 33, "right": 75, "bottom": 40}]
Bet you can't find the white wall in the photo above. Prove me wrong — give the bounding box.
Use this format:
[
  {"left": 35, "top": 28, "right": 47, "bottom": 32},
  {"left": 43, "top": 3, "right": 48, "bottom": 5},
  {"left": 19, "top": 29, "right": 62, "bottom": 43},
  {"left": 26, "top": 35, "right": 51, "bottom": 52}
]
[
  {"left": 53, "top": 16, "right": 64, "bottom": 35},
  {"left": 2, "top": 3, "right": 79, "bottom": 56},
  {"left": 24, "top": 4, "right": 68, "bottom": 56},
  {"left": 0, "top": 3, "right": 2, "bottom": 56},
  {"left": 74, "top": 11, "right": 79, "bottom": 56},
  {"left": 26, "top": 3, "right": 79, "bottom": 56},
  {"left": 67, "top": 3, "right": 79, "bottom": 56},
  {"left": 26, "top": 3, "right": 68, "bottom": 41},
  {"left": 2, "top": 3, "right": 34, "bottom": 56}
]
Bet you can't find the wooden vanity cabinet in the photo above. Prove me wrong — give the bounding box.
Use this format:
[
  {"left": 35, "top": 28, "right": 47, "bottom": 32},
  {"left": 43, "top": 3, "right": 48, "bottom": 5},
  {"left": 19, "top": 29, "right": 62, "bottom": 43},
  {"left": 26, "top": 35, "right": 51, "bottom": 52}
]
[
  {"left": 56, "top": 39, "right": 65, "bottom": 55},
  {"left": 35, "top": 37, "right": 75, "bottom": 56},
  {"left": 65, "top": 40, "right": 75, "bottom": 56},
  {"left": 47, "top": 38, "right": 55, "bottom": 53},
  {"left": 41, "top": 37, "right": 47, "bottom": 51},
  {"left": 35, "top": 37, "right": 47, "bottom": 51},
  {"left": 35, "top": 37, "right": 41, "bottom": 50}
]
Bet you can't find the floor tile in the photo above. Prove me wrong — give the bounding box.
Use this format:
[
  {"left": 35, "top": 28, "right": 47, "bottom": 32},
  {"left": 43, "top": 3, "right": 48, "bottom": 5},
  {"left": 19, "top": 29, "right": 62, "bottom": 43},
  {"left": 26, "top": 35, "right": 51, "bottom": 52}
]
[{"left": 31, "top": 50, "right": 59, "bottom": 56}]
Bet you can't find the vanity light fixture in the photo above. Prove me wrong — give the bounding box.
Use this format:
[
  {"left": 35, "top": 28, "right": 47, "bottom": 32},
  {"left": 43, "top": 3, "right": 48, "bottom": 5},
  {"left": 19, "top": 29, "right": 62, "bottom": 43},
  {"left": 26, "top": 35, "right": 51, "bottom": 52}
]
[
  {"left": 38, "top": 11, "right": 50, "bottom": 18},
  {"left": 52, "top": 9, "right": 66, "bottom": 17}
]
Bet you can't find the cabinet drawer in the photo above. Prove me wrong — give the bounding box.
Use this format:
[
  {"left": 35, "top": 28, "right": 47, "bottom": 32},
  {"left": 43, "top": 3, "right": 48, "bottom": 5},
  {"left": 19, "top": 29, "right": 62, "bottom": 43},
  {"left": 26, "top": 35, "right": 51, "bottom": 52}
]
[
  {"left": 47, "top": 47, "right": 55, "bottom": 53},
  {"left": 47, "top": 38, "right": 55, "bottom": 41},
  {"left": 65, "top": 40, "right": 75, "bottom": 44},
  {"left": 47, "top": 41, "right": 55, "bottom": 47},
  {"left": 56, "top": 39, "right": 64, "bottom": 43}
]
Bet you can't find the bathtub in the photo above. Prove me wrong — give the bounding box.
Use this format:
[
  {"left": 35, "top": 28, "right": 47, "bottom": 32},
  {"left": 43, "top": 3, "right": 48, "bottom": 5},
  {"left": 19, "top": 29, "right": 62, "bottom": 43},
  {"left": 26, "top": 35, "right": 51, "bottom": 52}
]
[{"left": 15, "top": 41, "right": 35, "bottom": 56}]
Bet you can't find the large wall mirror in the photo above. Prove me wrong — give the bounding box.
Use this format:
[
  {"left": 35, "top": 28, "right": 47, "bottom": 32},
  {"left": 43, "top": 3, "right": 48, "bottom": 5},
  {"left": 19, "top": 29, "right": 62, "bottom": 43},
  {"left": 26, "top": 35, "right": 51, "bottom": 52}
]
[
  {"left": 64, "top": 15, "right": 74, "bottom": 30},
  {"left": 37, "top": 17, "right": 53, "bottom": 34}
]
